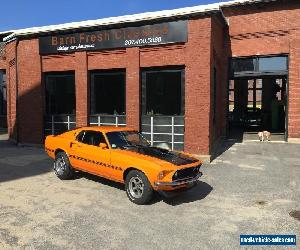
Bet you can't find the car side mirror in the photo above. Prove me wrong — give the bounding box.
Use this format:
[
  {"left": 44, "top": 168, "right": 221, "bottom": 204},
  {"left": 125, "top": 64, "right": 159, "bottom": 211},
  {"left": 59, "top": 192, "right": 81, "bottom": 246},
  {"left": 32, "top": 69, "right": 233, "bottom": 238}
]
[{"left": 99, "top": 143, "right": 108, "bottom": 149}]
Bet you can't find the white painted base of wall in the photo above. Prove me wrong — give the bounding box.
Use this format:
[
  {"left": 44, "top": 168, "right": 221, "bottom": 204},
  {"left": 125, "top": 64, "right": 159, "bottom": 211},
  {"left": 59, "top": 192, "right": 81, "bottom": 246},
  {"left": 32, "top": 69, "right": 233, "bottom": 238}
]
[
  {"left": 192, "top": 154, "right": 211, "bottom": 164},
  {"left": 288, "top": 138, "right": 300, "bottom": 144}
]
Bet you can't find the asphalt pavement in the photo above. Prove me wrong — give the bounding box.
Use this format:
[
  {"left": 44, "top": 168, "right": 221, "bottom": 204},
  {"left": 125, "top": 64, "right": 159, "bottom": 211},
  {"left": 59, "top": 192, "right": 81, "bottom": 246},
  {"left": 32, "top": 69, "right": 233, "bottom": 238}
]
[{"left": 0, "top": 139, "right": 299, "bottom": 249}]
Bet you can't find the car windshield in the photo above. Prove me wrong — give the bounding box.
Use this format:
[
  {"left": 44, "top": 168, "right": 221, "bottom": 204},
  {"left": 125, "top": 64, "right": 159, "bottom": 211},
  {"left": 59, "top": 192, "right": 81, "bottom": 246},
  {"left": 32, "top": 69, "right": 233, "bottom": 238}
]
[{"left": 106, "top": 131, "right": 150, "bottom": 149}]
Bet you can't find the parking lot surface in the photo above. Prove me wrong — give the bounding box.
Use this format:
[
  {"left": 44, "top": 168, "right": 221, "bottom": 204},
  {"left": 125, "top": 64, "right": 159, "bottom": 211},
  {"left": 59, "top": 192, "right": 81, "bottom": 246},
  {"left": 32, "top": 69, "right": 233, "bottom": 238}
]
[{"left": 0, "top": 139, "right": 299, "bottom": 249}]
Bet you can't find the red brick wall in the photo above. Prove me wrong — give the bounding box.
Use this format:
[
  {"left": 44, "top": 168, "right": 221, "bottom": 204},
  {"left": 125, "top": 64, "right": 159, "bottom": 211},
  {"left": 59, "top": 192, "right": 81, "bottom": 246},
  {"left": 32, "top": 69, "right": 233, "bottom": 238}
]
[
  {"left": 42, "top": 54, "right": 75, "bottom": 72},
  {"left": 223, "top": 0, "right": 300, "bottom": 140},
  {"left": 0, "top": 59, "right": 5, "bottom": 69},
  {"left": 75, "top": 51, "right": 88, "bottom": 127},
  {"left": 5, "top": 41, "right": 17, "bottom": 141},
  {"left": 126, "top": 47, "right": 140, "bottom": 130},
  {"left": 223, "top": 0, "right": 300, "bottom": 56},
  {"left": 17, "top": 39, "right": 43, "bottom": 144},
  {"left": 4, "top": 17, "right": 215, "bottom": 155},
  {"left": 4, "top": 16, "right": 220, "bottom": 156},
  {"left": 88, "top": 49, "right": 127, "bottom": 70},
  {"left": 2, "top": 2, "right": 299, "bottom": 153},
  {"left": 288, "top": 29, "right": 300, "bottom": 138},
  {"left": 184, "top": 17, "right": 212, "bottom": 155},
  {"left": 140, "top": 44, "right": 185, "bottom": 67},
  {"left": 210, "top": 15, "right": 230, "bottom": 151}
]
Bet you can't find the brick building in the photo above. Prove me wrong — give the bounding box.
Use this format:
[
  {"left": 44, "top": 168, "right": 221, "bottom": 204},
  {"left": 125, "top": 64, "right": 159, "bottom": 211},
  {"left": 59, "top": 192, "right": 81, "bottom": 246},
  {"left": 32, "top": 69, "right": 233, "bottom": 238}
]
[{"left": 0, "top": 0, "right": 299, "bottom": 160}]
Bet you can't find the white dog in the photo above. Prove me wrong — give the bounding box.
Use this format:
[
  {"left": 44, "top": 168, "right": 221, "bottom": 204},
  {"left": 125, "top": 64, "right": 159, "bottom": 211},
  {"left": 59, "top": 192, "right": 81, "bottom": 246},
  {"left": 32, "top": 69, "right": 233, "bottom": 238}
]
[{"left": 258, "top": 131, "right": 271, "bottom": 141}]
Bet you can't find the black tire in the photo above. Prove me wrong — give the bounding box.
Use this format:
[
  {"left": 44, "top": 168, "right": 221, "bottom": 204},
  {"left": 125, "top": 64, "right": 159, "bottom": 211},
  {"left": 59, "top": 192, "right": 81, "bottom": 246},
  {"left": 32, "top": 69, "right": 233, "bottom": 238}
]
[
  {"left": 125, "top": 170, "right": 153, "bottom": 205},
  {"left": 54, "top": 152, "right": 74, "bottom": 180}
]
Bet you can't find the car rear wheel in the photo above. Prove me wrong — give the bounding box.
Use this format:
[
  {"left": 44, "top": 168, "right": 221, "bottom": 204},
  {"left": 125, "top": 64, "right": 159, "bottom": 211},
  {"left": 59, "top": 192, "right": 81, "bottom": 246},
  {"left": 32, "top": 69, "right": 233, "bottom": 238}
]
[
  {"left": 54, "top": 152, "right": 74, "bottom": 180},
  {"left": 125, "top": 170, "right": 153, "bottom": 205}
]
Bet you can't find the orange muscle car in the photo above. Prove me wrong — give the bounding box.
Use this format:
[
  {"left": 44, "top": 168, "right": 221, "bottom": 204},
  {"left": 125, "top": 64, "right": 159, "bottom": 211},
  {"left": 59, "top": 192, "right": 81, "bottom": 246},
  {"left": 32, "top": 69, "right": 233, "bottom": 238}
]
[{"left": 45, "top": 126, "right": 203, "bottom": 204}]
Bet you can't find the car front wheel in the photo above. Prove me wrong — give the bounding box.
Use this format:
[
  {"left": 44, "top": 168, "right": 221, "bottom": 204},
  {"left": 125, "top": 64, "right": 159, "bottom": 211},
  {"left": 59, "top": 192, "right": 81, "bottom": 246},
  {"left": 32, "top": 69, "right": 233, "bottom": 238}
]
[
  {"left": 125, "top": 170, "right": 153, "bottom": 205},
  {"left": 54, "top": 152, "right": 74, "bottom": 180}
]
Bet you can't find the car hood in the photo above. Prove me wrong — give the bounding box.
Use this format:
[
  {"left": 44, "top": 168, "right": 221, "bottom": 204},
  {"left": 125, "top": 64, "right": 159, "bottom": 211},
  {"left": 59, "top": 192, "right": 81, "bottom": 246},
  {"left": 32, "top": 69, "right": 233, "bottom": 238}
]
[{"left": 120, "top": 146, "right": 199, "bottom": 166}]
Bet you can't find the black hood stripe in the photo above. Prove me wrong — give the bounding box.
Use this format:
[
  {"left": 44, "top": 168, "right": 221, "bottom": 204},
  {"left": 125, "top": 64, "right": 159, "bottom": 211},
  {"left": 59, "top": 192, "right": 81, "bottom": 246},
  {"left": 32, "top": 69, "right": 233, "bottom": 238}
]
[{"left": 125, "top": 146, "right": 198, "bottom": 166}]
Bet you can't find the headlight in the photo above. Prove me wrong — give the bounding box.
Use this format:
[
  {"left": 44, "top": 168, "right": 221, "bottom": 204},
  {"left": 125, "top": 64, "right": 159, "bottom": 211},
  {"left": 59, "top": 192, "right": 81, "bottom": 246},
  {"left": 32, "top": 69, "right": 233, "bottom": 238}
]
[{"left": 157, "top": 170, "right": 173, "bottom": 180}]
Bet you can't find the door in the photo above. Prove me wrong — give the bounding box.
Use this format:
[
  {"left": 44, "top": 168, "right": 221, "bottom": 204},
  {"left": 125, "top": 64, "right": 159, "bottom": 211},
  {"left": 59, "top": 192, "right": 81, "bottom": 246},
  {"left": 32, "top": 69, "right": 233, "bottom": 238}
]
[
  {"left": 228, "top": 76, "right": 287, "bottom": 141},
  {"left": 69, "top": 130, "right": 111, "bottom": 177}
]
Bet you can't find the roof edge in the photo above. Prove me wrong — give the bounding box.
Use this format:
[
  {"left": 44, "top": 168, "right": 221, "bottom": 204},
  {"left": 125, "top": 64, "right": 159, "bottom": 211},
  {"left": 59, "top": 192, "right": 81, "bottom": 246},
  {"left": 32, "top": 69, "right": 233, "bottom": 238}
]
[
  {"left": 2, "top": 0, "right": 281, "bottom": 42},
  {"left": 220, "top": 0, "right": 278, "bottom": 8},
  {"left": 3, "top": 3, "right": 221, "bottom": 42}
]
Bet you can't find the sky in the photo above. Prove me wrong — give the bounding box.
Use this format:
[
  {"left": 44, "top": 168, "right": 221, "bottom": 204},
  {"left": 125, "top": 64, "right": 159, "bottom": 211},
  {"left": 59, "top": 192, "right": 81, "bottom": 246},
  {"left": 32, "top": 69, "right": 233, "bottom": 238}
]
[{"left": 0, "top": 0, "right": 232, "bottom": 32}]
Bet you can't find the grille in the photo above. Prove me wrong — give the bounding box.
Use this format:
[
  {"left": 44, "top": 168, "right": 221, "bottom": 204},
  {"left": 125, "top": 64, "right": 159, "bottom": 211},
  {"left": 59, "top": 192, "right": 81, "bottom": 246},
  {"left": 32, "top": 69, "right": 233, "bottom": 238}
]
[{"left": 172, "top": 165, "right": 201, "bottom": 181}]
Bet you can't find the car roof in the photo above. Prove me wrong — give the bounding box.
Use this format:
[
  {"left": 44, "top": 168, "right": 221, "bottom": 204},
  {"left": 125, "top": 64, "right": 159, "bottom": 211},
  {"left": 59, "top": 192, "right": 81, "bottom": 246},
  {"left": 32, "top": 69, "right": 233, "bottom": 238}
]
[{"left": 75, "top": 126, "right": 136, "bottom": 133}]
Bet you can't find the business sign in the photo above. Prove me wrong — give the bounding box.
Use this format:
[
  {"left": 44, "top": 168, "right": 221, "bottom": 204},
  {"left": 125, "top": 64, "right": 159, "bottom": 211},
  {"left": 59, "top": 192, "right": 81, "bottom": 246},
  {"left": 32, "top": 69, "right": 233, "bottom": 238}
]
[{"left": 39, "top": 20, "right": 188, "bottom": 54}]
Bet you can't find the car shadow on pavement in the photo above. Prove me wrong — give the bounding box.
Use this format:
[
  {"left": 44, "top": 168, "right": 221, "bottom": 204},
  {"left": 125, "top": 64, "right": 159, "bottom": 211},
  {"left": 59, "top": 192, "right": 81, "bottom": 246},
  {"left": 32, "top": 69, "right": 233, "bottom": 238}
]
[
  {"left": 75, "top": 172, "right": 212, "bottom": 206},
  {"left": 0, "top": 159, "right": 53, "bottom": 183},
  {"left": 153, "top": 180, "right": 213, "bottom": 206},
  {"left": 75, "top": 171, "right": 125, "bottom": 191}
]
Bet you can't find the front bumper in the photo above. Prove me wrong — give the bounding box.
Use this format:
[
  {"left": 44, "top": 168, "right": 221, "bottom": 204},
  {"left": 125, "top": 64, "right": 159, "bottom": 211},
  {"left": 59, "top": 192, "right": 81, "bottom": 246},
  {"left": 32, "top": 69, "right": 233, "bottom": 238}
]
[{"left": 154, "top": 172, "right": 203, "bottom": 187}]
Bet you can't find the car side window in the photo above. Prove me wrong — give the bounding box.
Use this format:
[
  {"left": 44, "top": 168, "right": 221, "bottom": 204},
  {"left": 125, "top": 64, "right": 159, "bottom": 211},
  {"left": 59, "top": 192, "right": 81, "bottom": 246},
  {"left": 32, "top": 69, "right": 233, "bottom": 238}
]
[
  {"left": 80, "top": 131, "right": 107, "bottom": 147},
  {"left": 76, "top": 131, "right": 85, "bottom": 142}
]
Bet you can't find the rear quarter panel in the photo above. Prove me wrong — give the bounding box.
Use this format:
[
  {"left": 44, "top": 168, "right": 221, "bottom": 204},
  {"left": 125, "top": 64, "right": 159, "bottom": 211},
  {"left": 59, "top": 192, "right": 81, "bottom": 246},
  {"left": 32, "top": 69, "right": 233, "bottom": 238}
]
[{"left": 45, "top": 134, "right": 73, "bottom": 159}]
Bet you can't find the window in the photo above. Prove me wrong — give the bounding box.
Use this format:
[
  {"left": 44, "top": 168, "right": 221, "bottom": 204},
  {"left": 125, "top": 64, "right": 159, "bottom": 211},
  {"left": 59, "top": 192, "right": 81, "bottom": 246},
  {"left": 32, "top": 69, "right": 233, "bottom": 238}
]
[
  {"left": 106, "top": 131, "right": 149, "bottom": 149},
  {"left": 0, "top": 70, "right": 6, "bottom": 116},
  {"left": 76, "top": 131, "right": 85, "bottom": 142},
  {"left": 231, "top": 58, "right": 256, "bottom": 73},
  {"left": 142, "top": 68, "right": 184, "bottom": 116},
  {"left": 90, "top": 71, "right": 125, "bottom": 115},
  {"left": 45, "top": 73, "right": 75, "bottom": 114},
  {"left": 230, "top": 56, "right": 288, "bottom": 77},
  {"left": 77, "top": 130, "right": 107, "bottom": 146},
  {"left": 258, "top": 56, "right": 288, "bottom": 72},
  {"left": 246, "top": 79, "right": 263, "bottom": 110}
]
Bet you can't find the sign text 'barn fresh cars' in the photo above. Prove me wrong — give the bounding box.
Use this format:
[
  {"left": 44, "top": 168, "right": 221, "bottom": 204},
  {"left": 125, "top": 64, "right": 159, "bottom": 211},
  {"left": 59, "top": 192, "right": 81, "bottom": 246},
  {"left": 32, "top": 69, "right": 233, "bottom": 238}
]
[{"left": 39, "top": 20, "right": 187, "bottom": 54}]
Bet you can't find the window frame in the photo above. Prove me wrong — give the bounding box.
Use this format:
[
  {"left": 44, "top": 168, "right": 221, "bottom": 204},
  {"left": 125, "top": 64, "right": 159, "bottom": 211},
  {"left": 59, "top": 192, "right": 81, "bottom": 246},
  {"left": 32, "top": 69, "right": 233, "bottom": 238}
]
[
  {"left": 0, "top": 70, "right": 6, "bottom": 116},
  {"left": 44, "top": 72, "right": 76, "bottom": 115},
  {"left": 76, "top": 130, "right": 108, "bottom": 147},
  {"left": 230, "top": 55, "right": 288, "bottom": 79},
  {"left": 141, "top": 67, "right": 185, "bottom": 116},
  {"left": 89, "top": 70, "right": 126, "bottom": 115}
]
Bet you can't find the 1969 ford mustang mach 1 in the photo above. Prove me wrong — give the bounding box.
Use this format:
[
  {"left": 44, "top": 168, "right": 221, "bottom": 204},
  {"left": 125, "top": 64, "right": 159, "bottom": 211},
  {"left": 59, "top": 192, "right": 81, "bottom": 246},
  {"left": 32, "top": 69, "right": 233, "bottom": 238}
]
[{"left": 45, "top": 126, "right": 203, "bottom": 204}]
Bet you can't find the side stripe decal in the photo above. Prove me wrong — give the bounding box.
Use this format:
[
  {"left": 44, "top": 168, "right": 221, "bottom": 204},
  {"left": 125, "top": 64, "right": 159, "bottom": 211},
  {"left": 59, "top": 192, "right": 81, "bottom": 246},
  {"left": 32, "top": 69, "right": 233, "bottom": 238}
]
[
  {"left": 45, "top": 148, "right": 123, "bottom": 171},
  {"left": 69, "top": 155, "right": 123, "bottom": 171},
  {"left": 45, "top": 148, "right": 55, "bottom": 153}
]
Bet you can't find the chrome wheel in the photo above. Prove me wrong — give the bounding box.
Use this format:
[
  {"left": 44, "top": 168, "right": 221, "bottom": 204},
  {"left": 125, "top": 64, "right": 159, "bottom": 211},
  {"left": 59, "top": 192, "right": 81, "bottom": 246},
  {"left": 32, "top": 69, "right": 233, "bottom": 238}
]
[
  {"left": 54, "top": 152, "right": 74, "bottom": 180},
  {"left": 54, "top": 156, "right": 66, "bottom": 176},
  {"left": 125, "top": 170, "right": 153, "bottom": 204},
  {"left": 128, "top": 176, "right": 144, "bottom": 199}
]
